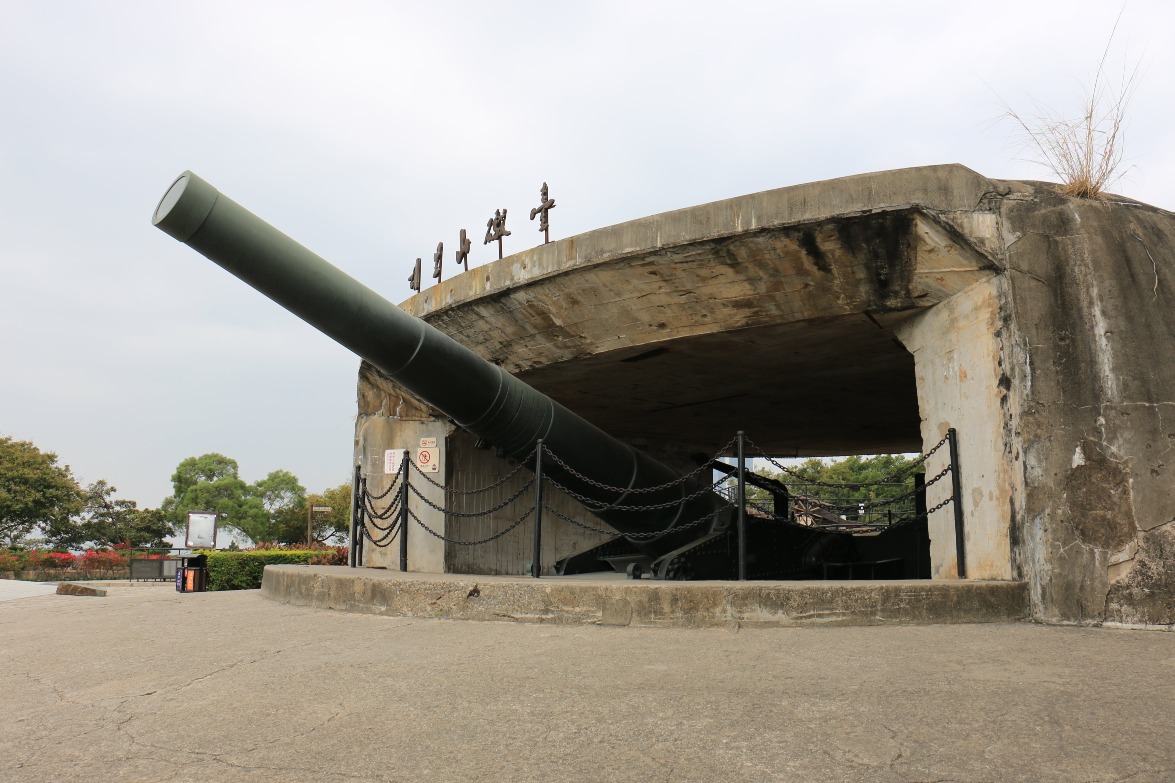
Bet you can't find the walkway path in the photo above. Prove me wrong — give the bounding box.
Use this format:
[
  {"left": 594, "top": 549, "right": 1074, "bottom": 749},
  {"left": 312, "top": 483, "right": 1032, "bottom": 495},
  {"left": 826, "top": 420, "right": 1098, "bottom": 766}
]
[
  {"left": 0, "top": 578, "right": 58, "bottom": 603},
  {"left": 2, "top": 586, "right": 1172, "bottom": 782}
]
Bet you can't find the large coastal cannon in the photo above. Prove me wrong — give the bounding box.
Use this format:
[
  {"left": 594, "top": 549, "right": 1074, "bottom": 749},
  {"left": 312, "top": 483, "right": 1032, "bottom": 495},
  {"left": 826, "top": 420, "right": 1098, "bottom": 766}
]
[{"left": 153, "top": 171, "right": 802, "bottom": 578}]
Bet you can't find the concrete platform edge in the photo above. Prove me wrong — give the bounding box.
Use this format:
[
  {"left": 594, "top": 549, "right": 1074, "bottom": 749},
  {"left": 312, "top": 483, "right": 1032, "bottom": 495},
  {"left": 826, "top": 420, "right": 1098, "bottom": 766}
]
[{"left": 260, "top": 565, "right": 1029, "bottom": 628}]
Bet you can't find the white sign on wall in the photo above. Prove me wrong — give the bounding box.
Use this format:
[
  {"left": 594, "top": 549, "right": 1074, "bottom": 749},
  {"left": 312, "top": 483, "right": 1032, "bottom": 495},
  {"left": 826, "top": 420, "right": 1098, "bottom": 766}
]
[
  {"left": 415, "top": 438, "right": 439, "bottom": 473},
  {"left": 384, "top": 449, "right": 406, "bottom": 474},
  {"left": 416, "top": 446, "right": 439, "bottom": 473}
]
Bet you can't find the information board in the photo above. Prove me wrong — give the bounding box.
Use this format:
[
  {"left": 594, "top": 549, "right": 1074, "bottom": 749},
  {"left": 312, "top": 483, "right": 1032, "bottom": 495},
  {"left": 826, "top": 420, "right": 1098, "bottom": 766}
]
[
  {"left": 185, "top": 511, "right": 218, "bottom": 549},
  {"left": 384, "top": 449, "right": 405, "bottom": 474}
]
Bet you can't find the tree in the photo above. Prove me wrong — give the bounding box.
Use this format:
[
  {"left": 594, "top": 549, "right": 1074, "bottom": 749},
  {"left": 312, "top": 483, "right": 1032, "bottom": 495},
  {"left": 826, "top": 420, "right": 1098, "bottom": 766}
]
[
  {"left": 0, "top": 436, "right": 84, "bottom": 546},
  {"left": 781, "top": 454, "right": 917, "bottom": 493},
  {"left": 71, "top": 481, "right": 173, "bottom": 549},
  {"left": 40, "top": 480, "right": 174, "bottom": 550},
  {"left": 167, "top": 453, "right": 242, "bottom": 501},
  {"left": 250, "top": 469, "right": 306, "bottom": 545},
  {"left": 161, "top": 453, "right": 264, "bottom": 544},
  {"left": 748, "top": 454, "right": 918, "bottom": 506},
  {"left": 160, "top": 455, "right": 314, "bottom": 546},
  {"left": 306, "top": 482, "right": 352, "bottom": 544}
]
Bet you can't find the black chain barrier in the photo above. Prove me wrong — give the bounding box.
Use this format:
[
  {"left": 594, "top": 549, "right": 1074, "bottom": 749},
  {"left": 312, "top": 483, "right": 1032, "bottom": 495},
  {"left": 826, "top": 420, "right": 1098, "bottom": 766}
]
[
  {"left": 777, "top": 464, "right": 953, "bottom": 515},
  {"left": 362, "top": 517, "right": 401, "bottom": 547},
  {"left": 361, "top": 480, "right": 402, "bottom": 522},
  {"left": 351, "top": 430, "right": 961, "bottom": 575},
  {"left": 353, "top": 462, "right": 408, "bottom": 552},
  {"left": 542, "top": 435, "right": 738, "bottom": 495},
  {"left": 746, "top": 433, "right": 951, "bottom": 488},
  {"left": 410, "top": 447, "right": 537, "bottom": 494},
  {"left": 539, "top": 498, "right": 734, "bottom": 540},
  {"left": 408, "top": 470, "right": 535, "bottom": 517},
  {"left": 748, "top": 482, "right": 955, "bottom": 534},
  {"left": 364, "top": 474, "right": 401, "bottom": 501},
  {"left": 408, "top": 505, "right": 535, "bottom": 546},
  {"left": 544, "top": 472, "right": 732, "bottom": 514}
]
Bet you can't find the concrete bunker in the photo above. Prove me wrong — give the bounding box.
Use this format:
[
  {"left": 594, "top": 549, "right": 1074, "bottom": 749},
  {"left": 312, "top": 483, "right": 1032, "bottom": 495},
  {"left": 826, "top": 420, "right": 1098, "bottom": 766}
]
[
  {"left": 150, "top": 163, "right": 1174, "bottom": 626},
  {"left": 352, "top": 165, "right": 1175, "bottom": 626}
]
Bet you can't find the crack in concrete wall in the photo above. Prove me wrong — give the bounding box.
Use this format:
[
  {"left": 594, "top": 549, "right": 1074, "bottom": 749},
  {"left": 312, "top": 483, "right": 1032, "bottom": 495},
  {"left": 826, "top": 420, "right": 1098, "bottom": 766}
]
[{"left": 999, "top": 188, "right": 1175, "bottom": 625}]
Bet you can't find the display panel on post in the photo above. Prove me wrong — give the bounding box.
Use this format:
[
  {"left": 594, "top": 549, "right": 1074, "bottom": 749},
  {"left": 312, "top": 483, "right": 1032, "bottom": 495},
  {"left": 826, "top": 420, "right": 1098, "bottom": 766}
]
[{"left": 185, "top": 511, "right": 218, "bottom": 549}]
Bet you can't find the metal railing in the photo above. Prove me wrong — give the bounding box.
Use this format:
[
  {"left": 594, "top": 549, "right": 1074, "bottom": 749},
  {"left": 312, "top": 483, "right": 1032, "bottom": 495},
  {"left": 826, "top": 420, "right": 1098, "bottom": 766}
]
[{"left": 349, "top": 428, "right": 965, "bottom": 580}]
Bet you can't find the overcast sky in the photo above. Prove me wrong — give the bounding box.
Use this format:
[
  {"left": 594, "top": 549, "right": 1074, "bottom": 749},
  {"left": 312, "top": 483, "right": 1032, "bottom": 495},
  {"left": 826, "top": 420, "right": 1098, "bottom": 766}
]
[{"left": 2, "top": 0, "right": 1172, "bottom": 509}]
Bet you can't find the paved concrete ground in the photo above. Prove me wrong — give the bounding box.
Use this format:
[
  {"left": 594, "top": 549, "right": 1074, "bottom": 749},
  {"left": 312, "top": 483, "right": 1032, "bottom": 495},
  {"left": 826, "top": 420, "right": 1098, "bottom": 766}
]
[
  {"left": 1, "top": 585, "right": 1172, "bottom": 783},
  {"left": 0, "top": 579, "right": 58, "bottom": 603}
]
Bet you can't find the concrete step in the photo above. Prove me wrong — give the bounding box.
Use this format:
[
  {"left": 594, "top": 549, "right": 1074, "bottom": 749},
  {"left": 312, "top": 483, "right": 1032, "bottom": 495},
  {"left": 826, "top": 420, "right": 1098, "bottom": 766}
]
[{"left": 260, "top": 565, "right": 1029, "bottom": 628}]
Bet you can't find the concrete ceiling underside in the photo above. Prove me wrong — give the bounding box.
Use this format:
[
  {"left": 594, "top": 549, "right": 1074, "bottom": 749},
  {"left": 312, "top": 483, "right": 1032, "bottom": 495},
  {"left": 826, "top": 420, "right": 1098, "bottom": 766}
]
[
  {"left": 515, "top": 311, "right": 922, "bottom": 458},
  {"left": 384, "top": 167, "right": 1009, "bottom": 461}
]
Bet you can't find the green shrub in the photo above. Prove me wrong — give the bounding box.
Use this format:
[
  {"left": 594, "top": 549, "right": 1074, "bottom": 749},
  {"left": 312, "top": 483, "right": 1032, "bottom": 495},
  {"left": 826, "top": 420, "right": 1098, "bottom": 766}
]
[{"left": 200, "top": 549, "right": 316, "bottom": 591}]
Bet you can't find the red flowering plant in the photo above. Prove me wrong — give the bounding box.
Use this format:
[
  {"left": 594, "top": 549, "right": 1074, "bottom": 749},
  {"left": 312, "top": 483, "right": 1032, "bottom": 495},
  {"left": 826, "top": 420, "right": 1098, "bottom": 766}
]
[
  {"left": 80, "top": 549, "right": 126, "bottom": 570},
  {"left": 44, "top": 551, "right": 77, "bottom": 569},
  {"left": 308, "top": 546, "right": 348, "bottom": 566},
  {"left": 0, "top": 551, "right": 22, "bottom": 572},
  {"left": 20, "top": 550, "right": 48, "bottom": 570}
]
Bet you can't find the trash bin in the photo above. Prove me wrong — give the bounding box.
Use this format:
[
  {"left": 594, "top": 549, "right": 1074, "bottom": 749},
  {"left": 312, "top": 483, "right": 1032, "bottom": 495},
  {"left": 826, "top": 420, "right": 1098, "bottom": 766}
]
[{"left": 176, "top": 554, "right": 208, "bottom": 593}]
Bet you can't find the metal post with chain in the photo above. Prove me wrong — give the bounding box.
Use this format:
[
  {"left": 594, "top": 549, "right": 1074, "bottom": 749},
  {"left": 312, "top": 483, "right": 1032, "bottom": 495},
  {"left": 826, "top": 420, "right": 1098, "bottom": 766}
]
[
  {"left": 349, "top": 464, "right": 361, "bottom": 568},
  {"left": 347, "top": 430, "right": 959, "bottom": 578},
  {"left": 531, "top": 440, "right": 544, "bottom": 578},
  {"left": 399, "top": 452, "right": 409, "bottom": 572},
  {"left": 737, "top": 431, "right": 747, "bottom": 581},
  {"left": 947, "top": 428, "right": 966, "bottom": 579}
]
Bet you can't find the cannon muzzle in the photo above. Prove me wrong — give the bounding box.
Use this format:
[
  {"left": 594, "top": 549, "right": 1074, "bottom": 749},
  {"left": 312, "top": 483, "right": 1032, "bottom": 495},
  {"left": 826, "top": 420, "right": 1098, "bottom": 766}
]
[{"left": 152, "top": 171, "right": 730, "bottom": 560}]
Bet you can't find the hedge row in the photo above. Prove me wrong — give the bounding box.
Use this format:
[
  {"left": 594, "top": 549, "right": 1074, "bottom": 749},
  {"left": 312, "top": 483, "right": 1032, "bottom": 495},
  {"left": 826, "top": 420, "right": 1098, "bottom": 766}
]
[{"left": 200, "top": 550, "right": 317, "bottom": 591}]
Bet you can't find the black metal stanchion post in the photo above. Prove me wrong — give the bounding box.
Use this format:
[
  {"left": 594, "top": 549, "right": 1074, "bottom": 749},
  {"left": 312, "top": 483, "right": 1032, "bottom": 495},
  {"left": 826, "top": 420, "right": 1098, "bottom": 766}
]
[
  {"left": 737, "top": 431, "right": 747, "bottom": 581},
  {"left": 399, "top": 453, "right": 409, "bottom": 573},
  {"left": 914, "top": 471, "right": 928, "bottom": 579},
  {"left": 532, "top": 440, "right": 544, "bottom": 578},
  {"left": 947, "top": 428, "right": 966, "bottom": 578},
  {"left": 350, "top": 464, "right": 361, "bottom": 568},
  {"left": 356, "top": 502, "right": 365, "bottom": 567}
]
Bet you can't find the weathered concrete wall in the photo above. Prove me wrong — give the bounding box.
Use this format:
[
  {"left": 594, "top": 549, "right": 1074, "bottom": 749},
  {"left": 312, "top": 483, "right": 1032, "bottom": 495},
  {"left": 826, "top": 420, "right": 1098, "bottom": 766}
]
[
  {"left": 445, "top": 430, "right": 612, "bottom": 575},
  {"left": 402, "top": 166, "right": 1002, "bottom": 331},
  {"left": 355, "top": 366, "right": 613, "bottom": 575},
  {"left": 354, "top": 365, "right": 448, "bottom": 573},
  {"left": 893, "top": 186, "right": 1175, "bottom": 622},
  {"left": 996, "top": 190, "right": 1175, "bottom": 626},
  {"left": 895, "top": 277, "right": 1015, "bottom": 581},
  {"left": 263, "top": 566, "right": 1030, "bottom": 628},
  {"left": 395, "top": 168, "right": 1001, "bottom": 460},
  {"left": 349, "top": 165, "right": 1174, "bottom": 626}
]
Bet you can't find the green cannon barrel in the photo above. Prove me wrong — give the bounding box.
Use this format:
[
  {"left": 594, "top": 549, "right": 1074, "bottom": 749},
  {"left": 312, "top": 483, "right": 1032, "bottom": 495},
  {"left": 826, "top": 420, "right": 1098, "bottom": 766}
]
[{"left": 152, "top": 171, "right": 728, "bottom": 551}]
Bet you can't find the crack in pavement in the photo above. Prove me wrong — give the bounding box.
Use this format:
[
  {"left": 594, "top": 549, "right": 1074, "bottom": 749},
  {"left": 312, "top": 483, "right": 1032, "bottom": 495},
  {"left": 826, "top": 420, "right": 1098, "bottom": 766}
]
[{"left": 20, "top": 669, "right": 73, "bottom": 706}]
